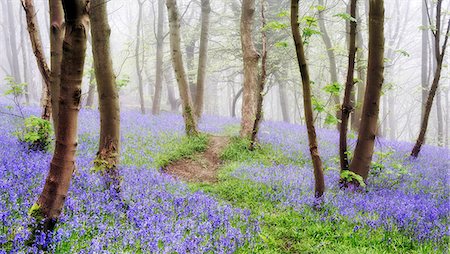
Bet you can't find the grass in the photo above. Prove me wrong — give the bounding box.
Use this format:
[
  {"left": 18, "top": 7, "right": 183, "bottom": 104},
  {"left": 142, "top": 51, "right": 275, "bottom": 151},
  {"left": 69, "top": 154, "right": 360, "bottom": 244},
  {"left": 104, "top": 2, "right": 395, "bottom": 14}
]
[{"left": 189, "top": 136, "right": 446, "bottom": 253}]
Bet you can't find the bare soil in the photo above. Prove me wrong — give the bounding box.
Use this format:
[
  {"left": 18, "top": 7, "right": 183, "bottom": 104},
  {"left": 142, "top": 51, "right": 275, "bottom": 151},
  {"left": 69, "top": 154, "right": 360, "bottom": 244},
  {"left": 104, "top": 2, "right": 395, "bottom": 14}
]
[{"left": 163, "top": 135, "right": 229, "bottom": 183}]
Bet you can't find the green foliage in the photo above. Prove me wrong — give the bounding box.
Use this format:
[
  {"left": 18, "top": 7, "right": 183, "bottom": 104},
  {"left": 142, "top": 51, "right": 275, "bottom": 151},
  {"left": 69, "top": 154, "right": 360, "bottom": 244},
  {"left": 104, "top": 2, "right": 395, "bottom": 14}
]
[
  {"left": 334, "top": 13, "right": 357, "bottom": 23},
  {"left": 116, "top": 74, "right": 130, "bottom": 90},
  {"left": 14, "top": 116, "right": 53, "bottom": 151},
  {"left": 154, "top": 133, "right": 209, "bottom": 168},
  {"left": 4, "top": 76, "right": 27, "bottom": 97},
  {"left": 28, "top": 203, "right": 43, "bottom": 220},
  {"left": 324, "top": 113, "right": 339, "bottom": 126},
  {"left": 323, "top": 82, "right": 343, "bottom": 96},
  {"left": 263, "top": 21, "right": 288, "bottom": 31},
  {"left": 394, "top": 49, "right": 410, "bottom": 57},
  {"left": 274, "top": 41, "right": 289, "bottom": 48},
  {"left": 340, "top": 170, "right": 366, "bottom": 187},
  {"left": 315, "top": 5, "right": 326, "bottom": 12},
  {"left": 312, "top": 96, "right": 326, "bottom": 113}
]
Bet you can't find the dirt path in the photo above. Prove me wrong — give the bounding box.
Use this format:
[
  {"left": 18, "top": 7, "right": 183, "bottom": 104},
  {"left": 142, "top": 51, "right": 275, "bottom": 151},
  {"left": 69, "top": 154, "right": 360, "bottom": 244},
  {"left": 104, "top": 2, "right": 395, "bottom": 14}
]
[{"left": 163, "top": 135, "right": 229, "bottom": 183}]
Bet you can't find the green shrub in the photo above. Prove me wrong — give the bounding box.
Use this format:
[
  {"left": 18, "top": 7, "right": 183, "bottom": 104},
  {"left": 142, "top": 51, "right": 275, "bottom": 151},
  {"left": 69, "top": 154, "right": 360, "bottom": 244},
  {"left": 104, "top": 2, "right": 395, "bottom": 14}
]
[{"left": 15, "top": 116, "right": 53, "bottom": 151}]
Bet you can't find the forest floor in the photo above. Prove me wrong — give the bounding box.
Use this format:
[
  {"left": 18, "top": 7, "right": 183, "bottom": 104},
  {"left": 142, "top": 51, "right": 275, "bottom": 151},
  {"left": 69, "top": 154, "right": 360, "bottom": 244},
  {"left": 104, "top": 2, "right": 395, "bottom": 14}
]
[{"left": 163, "top": 135, "right": 229, "bottom": 183}]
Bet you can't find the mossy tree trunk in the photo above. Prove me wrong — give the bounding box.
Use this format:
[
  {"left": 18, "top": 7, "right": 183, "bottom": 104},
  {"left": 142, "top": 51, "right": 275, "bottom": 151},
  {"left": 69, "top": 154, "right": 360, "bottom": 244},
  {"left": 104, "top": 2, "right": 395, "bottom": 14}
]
[
  {"left": 31, "top": 0, "right": 88, "bottom": 237},
  {"left": 167, "top": 0, "right": 198, "bottom": 136},
  {"left": 291, "top": 0, "right": 325, "bottom": 200},
  {"left": 90, "top": 0, "right": 121, "bottom": 195}
]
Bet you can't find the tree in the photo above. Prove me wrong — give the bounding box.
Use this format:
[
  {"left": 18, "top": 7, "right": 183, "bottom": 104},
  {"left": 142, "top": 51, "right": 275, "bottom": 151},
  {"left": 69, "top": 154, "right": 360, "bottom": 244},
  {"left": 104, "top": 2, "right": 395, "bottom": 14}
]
[
  {"left": 291, "top": 0, "right": 325, "bottom": 201},
  {"left": 136, "top": 0, "right": 146, "bottom": 114},
  {"left": 240, "top": 0, "right": 260, "bottom": 139},
  {"left": 21, "top": 0, "right": 52, "bottom": 121},
  {"left": 411, "top": 1, "right": 450, "bottom": 157},
  {"left": 317, "top": 0, "right": 342, "bottom": 129},
  {"left": 347, "top": 0, "right": 384, "bottom": 182},
  {"left": 194, "top": 0, "right": 211, "bottom": 118},
  {"left": 90, "top": 0, "right": 121, "bottom": 195},
  {"left": 339, "top": 0, "right": 358, "bottom": 172},
  {"left": 167, "top": 0, "right": 198, "bottom": 136},
  {"left": 29, "top": 0, "right": 89, "bottom": 238},
  {"left": 152, "top": 0, "right": 165, "bottom": 115},
  {"left": 49, "top": 0, "right": 65, "bottom": 134}
]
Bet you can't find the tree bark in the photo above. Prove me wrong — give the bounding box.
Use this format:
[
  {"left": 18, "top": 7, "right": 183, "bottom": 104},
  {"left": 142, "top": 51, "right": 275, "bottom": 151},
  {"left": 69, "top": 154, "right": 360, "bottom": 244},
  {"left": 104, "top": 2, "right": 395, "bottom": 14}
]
[
  {"left": 240, "top": 0, "right": 260, "bottom": 139},
  {"left": 85, "top": 66, "right": 95, "bottom": 108},
  {"left": 421, "top": 0, "right": 429, "bottom": 121},
  {"left": 49, "top": 0, "right": 64, "bottom": 134},
  {"left": 348, "top": 0, "right": 385, "bottom": 182},
  {"left": 351, "top": 10, "right": 366, "bottom": 131},
  {"left": 194, "top": 0, "right": 211, "bottom": 118},
  {"left": 411, "top": 14, "right": 450, "bottom": 157},
  {"left": 32, "top": 0, "right": 88, "bottom": 236},
  {"left": 339, "top": 0, "right": 358, "bottom": 172},
  {"left": 250, "top": 0, "right": 267, "bottom": 150},
  {"left": 136, "top": 0, "right": 145, "bottom": 114},
  {"left": 279, "top": 82, "right": 291, "bottom": 123},
  {"left": 21, "top": 0, "right": 52, "bottom": 121},
  {"left": 167, "top": 0, "right": 198, "bottom": 136},
  {"left": 152, "top": 0, "right": 165, "bottom": 115},
  {"left": 291, "top": 0, "right": 325, "bottom": 200},
  {"left": 6, "top": 1, "right": 23, "bottom": 83},
  {"left": 20, "top": 9, "right": 30, "bottom": 105},
  {"left": 90, "top": 0, "right": 122, "bottom": 195},
  {"left": 317, "top": 0, "right": 341, "bottom": 130}
]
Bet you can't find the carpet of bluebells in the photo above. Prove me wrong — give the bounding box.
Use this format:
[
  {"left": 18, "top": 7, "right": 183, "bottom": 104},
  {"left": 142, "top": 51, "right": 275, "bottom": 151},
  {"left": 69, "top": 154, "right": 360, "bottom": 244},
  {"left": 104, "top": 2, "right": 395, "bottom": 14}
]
[{"left": 0, "top": 104, "right": 449, "bottom": 253}]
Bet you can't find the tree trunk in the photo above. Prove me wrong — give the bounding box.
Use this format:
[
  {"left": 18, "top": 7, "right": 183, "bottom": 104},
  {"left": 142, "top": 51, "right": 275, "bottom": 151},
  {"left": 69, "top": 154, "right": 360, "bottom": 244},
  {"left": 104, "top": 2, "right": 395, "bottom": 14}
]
[
  {"left": 351, "top": 11, "right": 366, "bottom": 131},
  {"left": 90, "top": 0, "right": 121, "bottom": 195},
  {"left": 152, "top": 0, "right": 165, "bottom": 115},
  {"left": 85, "top": 66, "right": 95, "bottom": 108},
  {"left": 317, "top": 0, "right": 341, "bottom": 130},
  {"left": 136, "top": 0, "right": 145, "bottom": 114},
  {"left": 49, "top": 0, "right": 64, "bottom": 134},
  {"left": 240, "top": 0, "right": 260, "bottom": 139},
  {"left": 250, "top": 0, "right": 267, "bottom": 150},
  {"left": 21, "top": 0, "right": 52, "bottom": 121},
  {"left": 166, "top": 0, "right": 198, "bottom": 136},
  {"left": 31, "top": 0, "right": 88, "bottom": 237},
  {"left": 20, "top": 9, "right": 30, "bottom": 105},
  {"left": 421, "top": 0, "right": 429, "bottom": 121},
  {"left": 164, "top": 67, "right": 179, "bottom": 112},
  {"left": 411, "top": 15, "right": 450, "bottom": 157},
  {"left": 291, "top": 0, "right": 325, "bottom": 200},
  {"left": 348, "top": 0, "right": 385, "bottom": 182},
  {"left": 279, "top": 82, "right": 290, "bottom": 123},
  {"left": 6, "top": 1, "right": 22, "bottom": 83},
  {"left": 194, "top": 0, "right": 211, "bottom": 118},
  {"left": 339, "top": 0, "right": 357, "bottom": 172}
]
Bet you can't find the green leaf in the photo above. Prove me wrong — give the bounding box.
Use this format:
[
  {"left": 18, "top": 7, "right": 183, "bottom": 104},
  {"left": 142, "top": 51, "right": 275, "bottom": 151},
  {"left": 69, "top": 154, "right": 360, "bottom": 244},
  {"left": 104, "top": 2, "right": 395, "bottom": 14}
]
[
  {"left": 264, "top": 21, "right": 288, "bottom": 31},
  {"left": 316, "top": 5, "right": 326, "bottom": 11},
  {"left": 334, "top": 13, "right": 357, "bottom": 23},
  {"left": 274, "top": 41, "right": 289, "bottom": 48},
  {"left": 325, "top": 113, "right": 339, "bottom": 126},
  {"left": 312, "top": 97, "right": 325, "bottom": 113},
  {"left": 323, "top": 82, "right": 343, "bottom": 96},
  {"left": 394, "top": 49, "right": 410, "bottom": 57}
]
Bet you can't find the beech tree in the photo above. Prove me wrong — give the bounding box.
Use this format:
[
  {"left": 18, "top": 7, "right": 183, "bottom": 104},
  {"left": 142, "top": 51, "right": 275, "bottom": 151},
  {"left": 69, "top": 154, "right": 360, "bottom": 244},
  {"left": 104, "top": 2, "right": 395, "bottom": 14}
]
[
  {"left": 167, "top": 0, "right": 198, "bottom": 136},
  {"left": 136, "top": 0, "right": 146, "bottom": 114},
  {"left": 347, "top": 0, "right": 385, "bottom": 182},
  {"left": 29, "top": 0, "right": 89, "bottom": 238},
  {"left": 339, "top": 0, "right": 358, "bottom": 172},
  {"left": 21, "top": 0, "right": 52, "bottom": 121},
  {"left": 291, "top": 0, "right": 325, "bottom": 200},
  {"left": 411, "top": 0, "right": 450, "bottom": 158},
  {"left": 90, "top": 0, "right": 122, "bottom": 194},
  {"left": 240, "top": 0, "right": 260, "bottom": 140},
  {"left": 152, "top": 0, "right": 165, "bottom": 115}
]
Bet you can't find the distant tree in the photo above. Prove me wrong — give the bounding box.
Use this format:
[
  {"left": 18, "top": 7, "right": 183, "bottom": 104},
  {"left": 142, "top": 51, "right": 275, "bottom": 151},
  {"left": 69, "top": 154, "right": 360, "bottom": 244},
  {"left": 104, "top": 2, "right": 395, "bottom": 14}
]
[
  {"left": 317, "top": 0, "right": 342, "bottom": 130},
  {"left": 29, "top": 0, "right": 89, "bottom": 242},
  {"left": 411, "top": 0, "right": 450, "bottom": 157},
  {"left": 291, "top": 0, "right": 325, "bottom": 201},
  {"left": 240, "top": 0, "right": 260, "bottom": 140},
  {"left": 21, "top": 0, "right": 52, "bottom": 121},
  {"left": 152, "top": 0, "right": 165, "bottom": 115},
  {"left": 194, "top": 0, "right": 211, "bottom": 118},
  {"left": 90, "top": 0, "right": 122, "bottom": 195},
  {"left": 347, "top": 0, "right": 385, "bottom": 183},
  {"left": 167, "top": 0, "right": 198, "bottom": 136},
  {"left": 49, "top": 0, "right": 65, "bottom": 134},
  {"left": 136, "top": 0, "right": 146, "bottom": 114},
  {"left": 339, "top": 0, "right": 358, "bottom": 172}
]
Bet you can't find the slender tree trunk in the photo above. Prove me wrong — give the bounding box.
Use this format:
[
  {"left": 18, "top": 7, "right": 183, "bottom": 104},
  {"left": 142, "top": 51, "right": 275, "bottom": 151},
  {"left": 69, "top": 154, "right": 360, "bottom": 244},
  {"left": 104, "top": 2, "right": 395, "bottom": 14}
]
[
  {"left": 411, "top": 15, "right": 450, "bottom": 157},
  {"left": 232, "top": 87, "right": 243, "bottom": 118},
  {"left": 152, "top": 0, "right": 165, "bottom": 115},
  {"left": 421, "top": 0, "right": 429, "bottom": 121},
  {"left": 240, "top": 0, "right": 260, "bottom": 139},
  {"left": 90, "top": 0, "right": 121, "bottom": 195},
  {"left": 279, "top": 82, "right": 290, "bottom": 123},
  {"left": 164, "top": 67, "right": 179, "bottom": 112},
  {"left": 21, "top": 0, "right": 52, "bottom": 121},
  {"left": 339, "top": 0, "right": 358, "bottom": 172},
  {"left": 6, "top": 1, "right": 23, "bottom": 83},
  {"left": 194, "top": 0, "right": 211, "bottom": 118},
  {"left": 348, "top": 0, "right": 384, "bottom": 182},
  {"left": 136, "top": 0, "right": 145, "bottom": 114},
  {"left": 85, "top": 66, "right": 95, "bottom": 108},
  {"left": 31, "top": 0, "right": 88, "bottom": 237},
  {"left": 49, "top": 0, "right": 64, "bottom": 134},
  {"left": 20, "top": 10, "right": 30, "bottom": 105},
  {"left": 351, "top": 12, "right": 366, "bottom": 131},
  {"left": 291, "top": 0, "right": 325, "bottom": 200},
  {"left": 250, "top": 0, "right": 267, "bottom": 150},
  {"left": 317, "top": 0, "right": 341, "bottom": 130},
  {"left": 167, "top": 0, "right": 198, "bottom": 136}
]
